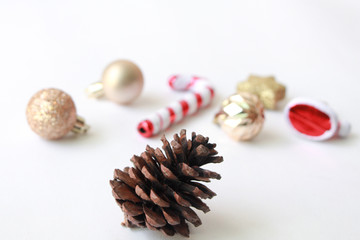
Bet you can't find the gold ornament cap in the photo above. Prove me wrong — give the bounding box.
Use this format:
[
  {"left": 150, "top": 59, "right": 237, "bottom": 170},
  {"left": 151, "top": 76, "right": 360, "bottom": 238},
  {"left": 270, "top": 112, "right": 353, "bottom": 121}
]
[
  {"left": 237, "top": 75, "right": 286, "bottom": 109},
  {"left": 26, "top": 88, "right": 89, "bottom": 140},
  {"left": 214, "top": 92, "right": 265, "bottom": 141},
  {"left": 86, "top": 60, "right": 144, "bottom": 104}
]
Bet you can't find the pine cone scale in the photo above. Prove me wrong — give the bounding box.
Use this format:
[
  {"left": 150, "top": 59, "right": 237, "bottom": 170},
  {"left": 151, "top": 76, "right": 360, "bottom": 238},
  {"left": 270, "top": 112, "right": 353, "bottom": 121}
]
[
  {"left": 171, "top": 189, "right": 191, "bottom": 207},
  {"left": 176, "top": 206, "right": 201, "bottom": 227},
  {"left": 161, "top": 136, "right": 179, "bottom": 166},
  {"left": 178, "top": 182, "right": 209, "bottom": 199},
  {"left": 145, "top": 220, "right": 157, "bottom": 230},
  {"left": 130, "top": 155, "right": 144, "bottom": 170},
  {"left": 143, "top": 206, "right": 166, "bottom": 228},
  {"left": 128, "top": 167, "right": 144, "bottom": 184},
  {"left": 150, "top": 189, "right": 170, "bottom": 207},
  {"left": 161, "top": 207, "right": 181, "bottom": 225},
  {"left": 141, "top": 152, "right": 161, "bottom": 176},
  {"left": 179, "top": 163, "right": 199, "bottom": 177},
  {"left": 171, "top": 140, "right": 186, "bottom": 163},
  {"left": 191, "top": 182, "right": 217, "bottom": 198},
  {"left": 114, "top": 169, "right": 137, "bottom": 188},
  {"left": 160, "top": 224, "right": 176, "bottom": 236},
  {"left": 160, "top": 164, "right": 178, "bottom": 181},
  {"left": 121, "top": 201, "right": 143, "bottom": 216},
  {"left": 127, "top": 214, "right": 145, "bottom": 225},
  {"left": 173, "top": 220, "right": 190, "bottom": 237},
  {"left": 112, "top": 182, "right": 141, "bottom": 202},
  {"left": 135, "top": 185, "right": 150, "bottom": 201},
  {"left": 141, "top": 165, "right": 158, "bottom": 182}
]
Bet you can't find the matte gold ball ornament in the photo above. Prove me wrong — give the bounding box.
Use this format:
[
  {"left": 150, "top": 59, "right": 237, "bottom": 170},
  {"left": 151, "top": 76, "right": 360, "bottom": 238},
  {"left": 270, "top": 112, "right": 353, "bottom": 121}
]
[
  {"left": 26, "top": 88, "right": 89, "bottom": 140},
  {"left": 86, "top": 60, "right": 144, "bottom": 104},
  {"left": 214, "top": 92, "right": 265, "bottom": 141}
]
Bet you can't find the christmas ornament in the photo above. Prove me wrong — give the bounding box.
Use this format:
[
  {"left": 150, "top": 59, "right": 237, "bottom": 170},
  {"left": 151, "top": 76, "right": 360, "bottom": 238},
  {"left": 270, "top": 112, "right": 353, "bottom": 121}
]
[
  {"left": 284, "top": 98, "right": 351, "bottom": 141},
  {"left": 86, "top": 60, "right": 144, "bottom": 104},
  {"left": 214, "top": 92, "right": 264, "bottom": 141},
  {"left": 110, "top": 129, "right": 223, "bottom": 237},
  {"left": 26, "top": 88, "right": 89, "bottom": 140},
  {"left": 237, "top": 75, "right": 285, "bottom": 109},
  {"left": 137, "top": 75, "right": 214, "bottom": 138}
]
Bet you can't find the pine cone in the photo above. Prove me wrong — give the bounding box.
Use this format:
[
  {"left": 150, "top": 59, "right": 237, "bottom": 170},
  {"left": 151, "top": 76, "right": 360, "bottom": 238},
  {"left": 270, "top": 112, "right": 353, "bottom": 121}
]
[{"left": 110, "top": 129, "right": 223, "bottom": 237}]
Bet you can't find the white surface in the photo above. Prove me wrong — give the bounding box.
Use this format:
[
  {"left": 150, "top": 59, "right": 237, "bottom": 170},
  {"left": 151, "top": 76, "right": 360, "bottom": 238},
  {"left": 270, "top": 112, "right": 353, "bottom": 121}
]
[{"left": 1, "top": 0, "right": 360, "bottom": 239}]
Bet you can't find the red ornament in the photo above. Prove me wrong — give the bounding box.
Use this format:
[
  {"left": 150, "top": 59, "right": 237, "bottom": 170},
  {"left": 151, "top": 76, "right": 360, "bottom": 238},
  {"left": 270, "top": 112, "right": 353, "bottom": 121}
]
[{"left": 284, "top": 98, "right": 351, "bottom": 141}]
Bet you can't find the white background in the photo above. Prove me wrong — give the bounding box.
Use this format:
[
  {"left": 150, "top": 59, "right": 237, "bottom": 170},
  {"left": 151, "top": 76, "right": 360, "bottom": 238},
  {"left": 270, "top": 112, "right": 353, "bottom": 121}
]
[{"left": 1, "top": 0, "right": 359, "bottom": 239}]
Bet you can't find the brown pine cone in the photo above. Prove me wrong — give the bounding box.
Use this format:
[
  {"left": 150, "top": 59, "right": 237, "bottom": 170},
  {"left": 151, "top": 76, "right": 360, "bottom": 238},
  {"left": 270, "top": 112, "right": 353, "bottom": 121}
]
[{"left": 110, "top": 129, "right": 223, "bottom": 237}]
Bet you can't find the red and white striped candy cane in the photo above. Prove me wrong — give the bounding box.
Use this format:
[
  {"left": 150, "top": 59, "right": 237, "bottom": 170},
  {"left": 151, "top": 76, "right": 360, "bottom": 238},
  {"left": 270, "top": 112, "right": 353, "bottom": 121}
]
[{"left": 137, "top": 75, "right": 215, "bottom": 138}]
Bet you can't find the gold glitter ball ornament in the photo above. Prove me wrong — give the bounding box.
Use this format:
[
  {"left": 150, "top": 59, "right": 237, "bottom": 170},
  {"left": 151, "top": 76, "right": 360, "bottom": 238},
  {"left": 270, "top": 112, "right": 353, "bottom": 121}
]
[
  {"left": 214, "top": 92, "right": 265, "bottom": 141},
  {"left": 26, "top": 88, "right": 89, "bottom": 140},
  {"left": 237, "top": 75, "right": 285, "bottom": 110},
  {"left": 86, "top": 60, "right": 144, "bottom": 104}
]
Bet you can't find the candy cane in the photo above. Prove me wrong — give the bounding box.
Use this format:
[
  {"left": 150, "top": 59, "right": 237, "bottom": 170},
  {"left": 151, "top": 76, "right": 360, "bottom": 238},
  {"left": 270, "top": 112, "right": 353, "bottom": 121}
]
[{"left": 137, "top": 75, "right": 215, "bottom": 138}]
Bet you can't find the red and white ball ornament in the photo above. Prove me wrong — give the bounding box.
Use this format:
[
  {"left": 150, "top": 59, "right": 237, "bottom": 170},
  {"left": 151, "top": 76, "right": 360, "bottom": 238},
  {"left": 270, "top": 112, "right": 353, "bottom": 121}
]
[
  {"left": 137, "top": 75, "right": 214, "bottom": 138},
  {"left": 284, "top": 98, "right": 351, "bottom": 141}
]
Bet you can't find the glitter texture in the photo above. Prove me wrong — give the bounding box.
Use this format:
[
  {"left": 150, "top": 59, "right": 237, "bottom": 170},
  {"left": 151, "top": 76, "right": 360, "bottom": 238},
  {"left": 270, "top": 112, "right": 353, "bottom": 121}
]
[
  {"left": 26, "top": 88, "right": 77, "bottom": 140},
  {"left": 214, "top": 92, "right": 265, "bottom": 141},
  {"left": 237, "top": 75, "right": 285, "bottom": 110}
]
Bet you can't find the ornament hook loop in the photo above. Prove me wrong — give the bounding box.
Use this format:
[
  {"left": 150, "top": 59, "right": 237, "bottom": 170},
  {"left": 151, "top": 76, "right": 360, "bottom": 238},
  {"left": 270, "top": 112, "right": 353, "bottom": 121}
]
[
  {"left": 71, "top": 116, "right": 90, "bottom": 134},
  {"left": 86, "top": 82, "right": 104, "bottom": 98}
]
